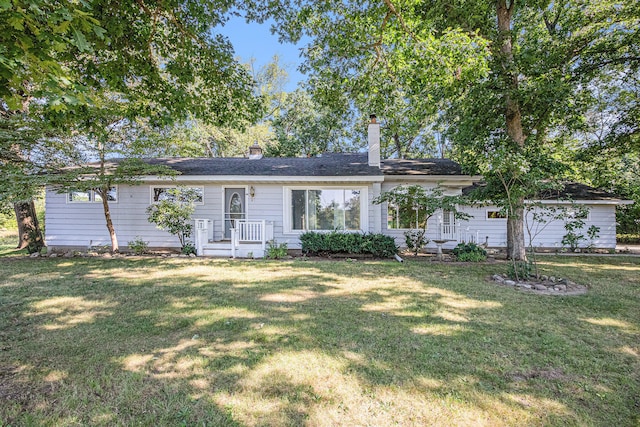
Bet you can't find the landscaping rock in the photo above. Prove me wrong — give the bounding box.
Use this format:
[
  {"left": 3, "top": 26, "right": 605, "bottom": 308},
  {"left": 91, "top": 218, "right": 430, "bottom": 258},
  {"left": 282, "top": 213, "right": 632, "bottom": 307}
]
[
  {"left": 492, "top": 274, "right": 505, "bottom": 283},
  {"left": 102, "top": 253, "right": 112, "bottom": 258},
  {"left": 534, "top": 284, "right": 548, "bottom": 291},
  {"left": 49, "top": 253, "right": 58, "bottom": 258},
  {"left": 64, "top": 252, "right": 74, "bottom": 258},
  {"left": 30, "top": 252, "right": 40, "bottom": 258},
  {"left": 504, "top": 280, "right": 516, "bottom": 286},
  {"left": 522, "top": 284, "right": 532, "bottom": 289}
]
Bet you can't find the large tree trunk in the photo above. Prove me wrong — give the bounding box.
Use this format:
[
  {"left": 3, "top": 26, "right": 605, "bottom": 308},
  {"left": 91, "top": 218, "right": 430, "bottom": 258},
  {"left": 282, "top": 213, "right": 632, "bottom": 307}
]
[
  {"left": 99, "top": 188, "right": 119, "bottom": 253},
  {"left": 14, "top": 200, "right": 44, "bottom": 253},
  {"left": 497, "top": 0, "right": 527, "bottom": 261}
]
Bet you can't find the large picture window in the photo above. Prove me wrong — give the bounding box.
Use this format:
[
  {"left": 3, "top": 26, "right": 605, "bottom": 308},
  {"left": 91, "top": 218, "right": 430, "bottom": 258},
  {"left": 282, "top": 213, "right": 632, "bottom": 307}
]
[{"left": 289, "top": 188, "right": 363, "bottom": 231}]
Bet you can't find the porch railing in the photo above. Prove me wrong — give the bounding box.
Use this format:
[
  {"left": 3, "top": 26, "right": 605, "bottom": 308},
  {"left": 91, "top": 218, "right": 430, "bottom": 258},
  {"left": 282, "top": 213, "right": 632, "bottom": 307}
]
[
  {"left": 193, "top": 218, "right": 274, "bottom": 257},
  {"left": 438, "top": 222, "right": 458, "bottom": 240},
  {"left": 230, "top": 220, "right": 274, "bottom": 258}
]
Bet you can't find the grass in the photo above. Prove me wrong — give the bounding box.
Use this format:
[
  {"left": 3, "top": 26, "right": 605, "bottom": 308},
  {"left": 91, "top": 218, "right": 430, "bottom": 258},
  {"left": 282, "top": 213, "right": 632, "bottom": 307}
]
[
  {"left": 0, "top": 252, "right": 638, "bottom": 426},
  {"left": 0, "top": 230, "right": 27, "bottom": 257}
]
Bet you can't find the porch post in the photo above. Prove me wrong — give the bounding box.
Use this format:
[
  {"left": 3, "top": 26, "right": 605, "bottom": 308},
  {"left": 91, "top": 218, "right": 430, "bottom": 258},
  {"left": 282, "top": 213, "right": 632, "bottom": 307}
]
[
  {"left": 193, "top": 219, "right": 208, "bottom": 256},
  {"left": 230, "top": 228, "right": 236, "bottom": 259},
  {"left": 261, "top": 220, "right": 267, "bottom": 251}
]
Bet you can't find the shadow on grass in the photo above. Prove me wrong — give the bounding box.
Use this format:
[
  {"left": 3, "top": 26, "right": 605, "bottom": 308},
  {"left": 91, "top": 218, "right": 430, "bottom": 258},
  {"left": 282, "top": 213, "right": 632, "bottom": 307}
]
[{"left": 0, "top": 256, "right": 639, "bottom": 425}]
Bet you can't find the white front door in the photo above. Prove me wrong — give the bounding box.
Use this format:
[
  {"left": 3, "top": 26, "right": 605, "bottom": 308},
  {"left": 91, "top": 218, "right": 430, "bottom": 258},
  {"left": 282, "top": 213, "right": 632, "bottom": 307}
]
[
  {"left": 441, "top": 209, "right": 456, "bottom": 240},
  {"left": 224, "top": 188, "right": 246, "bottom": 239}
]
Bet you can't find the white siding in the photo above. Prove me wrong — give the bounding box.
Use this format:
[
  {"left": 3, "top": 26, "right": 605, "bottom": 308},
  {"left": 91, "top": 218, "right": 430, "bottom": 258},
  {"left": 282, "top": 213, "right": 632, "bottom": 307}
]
[
  {"left": 380, "top": 181, "right": 463, "bottom": 249},
  {"left": 458, "top": 204, "right": 617, "bottom": 249},
  {"left": 45, "top": 184, "right": 224, "bottom": 250},
  {"left": 46, "top": 180, "right": 619, "bottom": 252},
  {"left": 46, "top": 182, "right": 377, "bottom": 251}
]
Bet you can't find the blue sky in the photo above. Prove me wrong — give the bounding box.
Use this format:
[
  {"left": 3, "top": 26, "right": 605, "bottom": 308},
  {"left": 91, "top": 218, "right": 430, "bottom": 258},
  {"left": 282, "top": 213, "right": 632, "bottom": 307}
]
[{"left": 219, "top": 16, "right": 306, "bottom": 92}]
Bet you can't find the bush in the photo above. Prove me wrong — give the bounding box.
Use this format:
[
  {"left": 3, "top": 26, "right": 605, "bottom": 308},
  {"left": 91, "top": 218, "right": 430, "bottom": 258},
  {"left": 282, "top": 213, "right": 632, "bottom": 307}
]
[
  {"left": 266, "top": 240, "right": 288, "bottom": 259},
  {"left": 181, "top": 241, "right": 196, "bottom": 255},
  {"left": 452, "top": 242, "right": 487, "bottom": 262},
  {"left": 404, "top": 229, "right": 429, "bottom": 256},
  {"left": 617, "top": 234, "right": 640, "bottom": 244},
  {"left": 507, "top": 260, "right": 533, "bottom": 280},
  {"left": 300, "top": 231, "right": 398, "bottom": 258},
  {"left": 128, "top": 236, "right": 149, "bottom": 255}
]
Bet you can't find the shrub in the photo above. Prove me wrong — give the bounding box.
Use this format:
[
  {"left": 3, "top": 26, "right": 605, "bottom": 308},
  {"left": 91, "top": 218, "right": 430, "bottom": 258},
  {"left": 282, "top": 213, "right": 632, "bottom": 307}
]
[
  {"left": 300, "top": 231, "right": 398, "bottom": 258},
  {"left": 181, "top": 241, "right": 196, "bottom": 255},
  {"left": 146, "top": 187, "right": 199, "bottom": 251},
  {"left": 507, "top": 260, "right": 533, "bottom": 280},
  {"left": 404, "top": 229, "right": 429, "bottom": 256},
  {"left": 617, "top": 234, "right": 640, "bottom": 244},
  {"left": 266, "top": 240, "right": 288, "bottom": 259},
  {"left": 128, "top": 236, "right": 149, "bottom": 255},
  {"left": 452, "top": 242, "right": 487, "bottom": 262}
]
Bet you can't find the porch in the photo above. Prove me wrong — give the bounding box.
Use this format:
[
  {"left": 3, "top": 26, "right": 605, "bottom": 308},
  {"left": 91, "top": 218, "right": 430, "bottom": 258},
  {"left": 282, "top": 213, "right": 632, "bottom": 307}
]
[{"left": 193, "top": 219, "right": 274, "bottom": 258}]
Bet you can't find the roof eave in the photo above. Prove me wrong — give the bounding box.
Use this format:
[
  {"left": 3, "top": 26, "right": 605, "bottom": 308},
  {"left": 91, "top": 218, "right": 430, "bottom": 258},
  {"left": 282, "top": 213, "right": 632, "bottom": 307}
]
[{"left": 140, "top": 175, "right": 385, "bottom": 183}]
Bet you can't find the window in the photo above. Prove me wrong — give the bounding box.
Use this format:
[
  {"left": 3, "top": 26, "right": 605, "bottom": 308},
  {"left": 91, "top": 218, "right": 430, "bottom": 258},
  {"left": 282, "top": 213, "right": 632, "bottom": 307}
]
[
  {"left": 67, "top": 187, "right": 117, "bottom": 203},
  {"left": 487, "top": 210, "right": 507, "bottom": 219},
  {"left": 289, "top": 188, "right": 363, "bottom": 231},
  {"left": 151, "top": 186, "right": 204, "bottom": 204},
  {"left": 387, "top": 203, "right": 428, "bottom": 229}
]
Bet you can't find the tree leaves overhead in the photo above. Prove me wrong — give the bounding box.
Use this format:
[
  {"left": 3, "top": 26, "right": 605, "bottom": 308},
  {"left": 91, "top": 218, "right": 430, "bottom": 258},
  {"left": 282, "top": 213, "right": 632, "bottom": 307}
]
[
  {"left": 1, "top": 0, "right": 263, "bottom": 126},
  {"left": 245, "top": 0, "right": 490, "bottom": 158}
]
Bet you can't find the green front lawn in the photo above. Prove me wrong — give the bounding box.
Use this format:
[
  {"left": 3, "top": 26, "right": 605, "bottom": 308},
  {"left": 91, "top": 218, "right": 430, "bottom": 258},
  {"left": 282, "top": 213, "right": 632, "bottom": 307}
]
[{"left": 1, "top": 256, "right": 638, "bottom": 426}]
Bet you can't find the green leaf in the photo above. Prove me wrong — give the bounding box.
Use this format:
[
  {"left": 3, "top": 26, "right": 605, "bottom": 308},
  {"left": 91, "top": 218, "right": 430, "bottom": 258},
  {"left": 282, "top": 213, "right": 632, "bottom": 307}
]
[{"left": 72, "top": 28, "right": 90, "bottom": 52}]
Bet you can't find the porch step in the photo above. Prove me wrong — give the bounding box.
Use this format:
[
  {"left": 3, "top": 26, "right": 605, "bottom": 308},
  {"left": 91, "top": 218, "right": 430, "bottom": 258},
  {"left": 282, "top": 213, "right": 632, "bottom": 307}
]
[{"left": 201, "top": 243, "right": 265, "bottom": 259}]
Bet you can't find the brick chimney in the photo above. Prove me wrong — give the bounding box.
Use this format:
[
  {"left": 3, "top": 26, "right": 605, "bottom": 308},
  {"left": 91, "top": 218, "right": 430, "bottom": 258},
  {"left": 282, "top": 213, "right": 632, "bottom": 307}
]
[
  {"left": 248, "top": 142, "right": 263, "bottom": 159},
  {"left": 368, "top": 114, "right": 380, "bottom": 167}
]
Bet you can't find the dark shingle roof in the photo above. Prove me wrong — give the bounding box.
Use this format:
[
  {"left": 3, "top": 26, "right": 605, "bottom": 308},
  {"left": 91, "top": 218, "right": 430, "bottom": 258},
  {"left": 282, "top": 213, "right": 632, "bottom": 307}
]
[
  {"left": 381, "top": 158, "right": 464, "bottom": 175},
  {"left": 537, "top": 182, "right": 621, "bottom": 201},
  {"left": 142, "top": 153, "right": 382, "bottom": 176},
  {"left": 94, "top": 154, "right": 467, "bottom": 177},
  {"left": 463, "top": 182, "right": 622, "bottom": 201}
]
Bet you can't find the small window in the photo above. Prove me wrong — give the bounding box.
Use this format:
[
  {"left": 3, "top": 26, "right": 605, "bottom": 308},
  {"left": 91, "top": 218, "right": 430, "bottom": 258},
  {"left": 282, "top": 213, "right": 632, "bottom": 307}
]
[
  {"left": 387, "top": 203, "right": 427, "bottom": 229},
  {"left": 487, "top": 210, "right": 507, "bottom": 219},
  {"left": 151, "top": 186, "right": 204, "bottom": 204},
  {"left": 68, "top": 188, "right": 117, "bottom": 203},
  {"left": 68, "top": 191, "right": 91, "bottom": 203}
]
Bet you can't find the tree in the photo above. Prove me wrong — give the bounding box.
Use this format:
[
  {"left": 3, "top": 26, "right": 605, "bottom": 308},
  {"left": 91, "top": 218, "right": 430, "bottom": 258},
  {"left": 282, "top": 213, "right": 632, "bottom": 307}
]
[
  {"left": 1, "top": 0, "right": 263, "bottom": 250},
  {"left": 255, "top": 0, "right": 639, "bottom": 260},
  {"left": 266, "top": 88, "right": 357, "bottom": 157},
  {"left": 147, "top": 187, "right": 201, "bottom": 251},
  {"left": 374, "top": 185, "right": 470, "bottom": 256},
  {"left": 48, "top": 101, "right": 177, "bottom": 253}
]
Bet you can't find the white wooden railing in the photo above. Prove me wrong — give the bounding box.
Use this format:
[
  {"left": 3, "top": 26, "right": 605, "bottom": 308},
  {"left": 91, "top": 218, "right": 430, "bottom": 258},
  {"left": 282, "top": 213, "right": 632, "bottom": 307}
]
[
  {"left": 193, "top": 218, "right": 211, "bottom": 256},
  {"left": 438, "top": 222, "right": 458, "bottom": 241},
  {"left": 230, "top": 220, "right": 274, "bottom": 258}
]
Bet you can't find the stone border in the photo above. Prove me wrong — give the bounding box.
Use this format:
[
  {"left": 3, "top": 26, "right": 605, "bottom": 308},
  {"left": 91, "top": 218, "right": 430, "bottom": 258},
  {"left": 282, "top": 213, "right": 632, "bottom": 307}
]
[{"left": 490, "top": 274, "right": 588, "bottom": 295}]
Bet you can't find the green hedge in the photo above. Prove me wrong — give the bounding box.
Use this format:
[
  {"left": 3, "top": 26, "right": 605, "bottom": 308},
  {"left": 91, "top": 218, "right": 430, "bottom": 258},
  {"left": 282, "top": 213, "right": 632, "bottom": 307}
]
[
  {"left": 300, "top": 231, "right": 398, "bottom": 258},
  {"left": 617, "top": 234, "right": 640, "bottom": 244}
]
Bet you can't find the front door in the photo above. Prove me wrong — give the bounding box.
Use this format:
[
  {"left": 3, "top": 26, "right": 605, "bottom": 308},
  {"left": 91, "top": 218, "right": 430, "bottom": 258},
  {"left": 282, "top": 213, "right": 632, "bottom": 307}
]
[
  {"left": 441, "top": 209, "right": 456, "bottom": 239},
  {"left": 224, "top": 188, "right": 246, "bottom": 239}
]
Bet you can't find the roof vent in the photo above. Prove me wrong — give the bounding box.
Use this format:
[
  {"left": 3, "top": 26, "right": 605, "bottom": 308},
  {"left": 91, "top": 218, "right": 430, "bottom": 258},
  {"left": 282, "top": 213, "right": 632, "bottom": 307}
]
[{"left": 248, "top": 142, "right": 263, "bottom": 159}]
